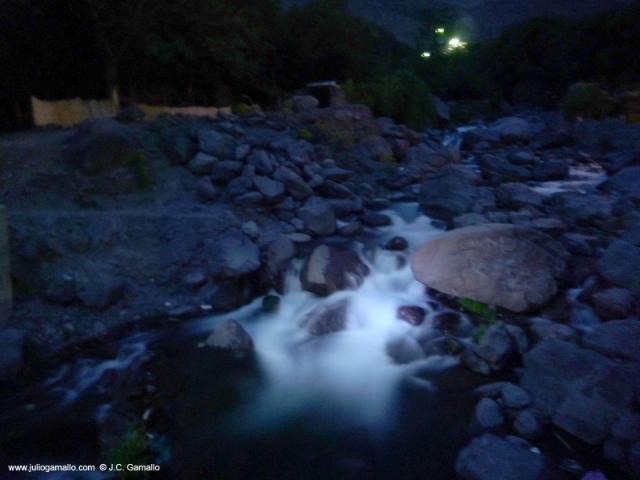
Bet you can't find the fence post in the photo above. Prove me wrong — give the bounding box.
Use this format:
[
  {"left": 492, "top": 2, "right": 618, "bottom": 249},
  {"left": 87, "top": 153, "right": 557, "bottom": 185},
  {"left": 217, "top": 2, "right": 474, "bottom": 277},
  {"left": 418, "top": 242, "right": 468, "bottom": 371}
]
[{"left": 0, "top": 206, "right": 12, "bottom": 327}]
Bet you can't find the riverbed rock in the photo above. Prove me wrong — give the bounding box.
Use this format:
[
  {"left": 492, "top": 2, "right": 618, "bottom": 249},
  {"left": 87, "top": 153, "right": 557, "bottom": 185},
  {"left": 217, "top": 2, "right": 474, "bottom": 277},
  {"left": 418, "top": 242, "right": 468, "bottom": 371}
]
[
  {"left": 397, "top": 306, "right": 426, "bottom": 326},
  {"left": 188, "top": 152, "right": 217, "bottom": 175},
  {"left": 475, "top": 398, "right": 505, "bottom": 429},
  {"left": 455, "top": 434, "right": 545, "bottom": 480},
  {"left": 198, "top": 130, "right": 236, "bottom": 158},
  {"left": 501, "top": 383, "right": 531, "bottom": 409},
  {"left": 520, "top": 339, "right": 638, "bottom": 444},
  {"left": 513, "top": 410, "right": 542, "bottom": 439},
  {"left": 273, "top": 166, "right": 313, "bottom": 200},
  {"left": 301, "top": 299, "right": 350, "bottom": 336},
  {"left": 419, "top": 166, "right": 495, "bottom": 220},
  {"left": 206, "top": 320, "right": 253, "bottom": 355},
  {"left": 253, "top": 176, "right": 286, "bottom": 204},
  {"left": 299, "top": 197, "right": 337, "bottom": 236},
  {"left": 300, "top": 245, "right": 370, "bottom": 296},
  {"left": 601, "top": 165, "right": 640, "bottom": 197},
  {"left": 477, "top": 323, "right": 514, "bottom": 372},
  {"left": 411, "top": 224, "right": 567, "bottom": 312},
  {"left": 491, "top": 117, "right": 537, "bottom": 144},
  {"left": 582, "top": 319, "right": 640, "bottom": 361},
  {"left": 385, "top": 236, "right": 409, "bottom": 251},
  {"left": 0, "top": 328, "right": 24, "bottom": 382},
  {"left": 590, "top": 288, "right": 633, "bottom": 320},
  {"left": 207, "top": 231, "right": 261, "bottom": 278},
  {"left": 196, "top": 176, "right": 219, "bottom": 201},
  {"left": 597, "top": 240, "right": 640, "bottom": 293}
]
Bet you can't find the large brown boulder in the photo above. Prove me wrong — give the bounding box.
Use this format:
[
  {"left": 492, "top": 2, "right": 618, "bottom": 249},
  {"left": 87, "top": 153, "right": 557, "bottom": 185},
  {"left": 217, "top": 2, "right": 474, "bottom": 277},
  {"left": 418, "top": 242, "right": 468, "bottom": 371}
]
[{"left": 410, "top": 224, "right": 567, "bottom": 312}]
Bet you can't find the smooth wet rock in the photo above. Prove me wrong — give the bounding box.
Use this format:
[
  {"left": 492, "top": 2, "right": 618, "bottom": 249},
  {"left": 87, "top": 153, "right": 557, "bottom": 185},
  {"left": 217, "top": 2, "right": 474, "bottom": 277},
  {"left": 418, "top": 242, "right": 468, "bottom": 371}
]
[
  {"left": 300, "top": 245, "right": 370, "bottom": 296},
  {"left": 475, "top": 398, "right": 505, "bottom": 429},
  {"left": 520, "top": 339, "right": 638, "bottom": 444},
  {"left": 206, "top": 320, "right": 253, "bottom": 355},
  {"left": 411, "top": 224, "right": 567, "bottom": 312},
  {"left": 496, "top": 183, "right": 545, "bottom": 209},
  {"left": 597, "top": 240, "right": 640, "bottom": 293},
  {"left": 263, "top": 236, "right": 296, "bottom": 293},
  {"left": 0, "top": 328, "right": 25, "bottom": 382},
  {"left": 207, "top": 231, "right": 261, "bottom": 278},
  {"left": 431, "top": 312, "right": 471, "bottom": 337},
  {"left": 234, "top": 191, "right": 264, "bottom": 207},
  {"left": 386, "top": 335, "right": 425, "bottom": 364},
  {"left": 262, "top": 295, "right": 280, "bottom": 314},
  {"left": 76, "top": 269, "right": 124, "bottom": 310},
  {"left": 385, "top": 236, "right": 409, "bottom": 251},
  {"left": 582, "top": 319, "right": 640, "bottom": 361},
  {"left": 455, "top": 434, "right": 545, "bottom": 480},
  {"left": 491, "top": 117, "right": 537, "bottom": 144},
  {"left": 479, "top": 155, "right": 532, "bottom": 183},
  {"left": 301, "top": 299, "right": 350, "bottom": 336},
  {"left": 397, "top": 306, "right": 426, "bottom": 326}
]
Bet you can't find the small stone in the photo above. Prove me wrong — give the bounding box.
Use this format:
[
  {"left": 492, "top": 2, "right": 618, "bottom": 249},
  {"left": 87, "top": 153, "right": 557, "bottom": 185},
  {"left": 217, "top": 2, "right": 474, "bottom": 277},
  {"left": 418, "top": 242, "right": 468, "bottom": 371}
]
[
  {"left": 183, "top": 271, "right": 207, "bottom": 289},
  {"left": 262, "top": 295, "right": 280, "bottom": 314},
  {"left": 196, "top": 176, "right": 219, "bottom": 201},
  {"left": 513, "top": 410, "right": 542, "bottom": 439},
  {"left": 397, "top": 306, "right": 426, "bottom": 326},
  {"left": 475, "top": 398, "right": 505, "bottom": 429},
  {"left": 241, "top": 221, "right": 260, "bottom": 239},
  {"left": 501, "top": 383, "right": 531, "bottom": 409},
  {"left": 188, "top": 152, "right": 217, "bottom": 175},
  {"left": 385, "top": 236, "right": 409, "bottom": 251},
  {"left": 234, "top": 192, "right": 264, "bottom": 207}
]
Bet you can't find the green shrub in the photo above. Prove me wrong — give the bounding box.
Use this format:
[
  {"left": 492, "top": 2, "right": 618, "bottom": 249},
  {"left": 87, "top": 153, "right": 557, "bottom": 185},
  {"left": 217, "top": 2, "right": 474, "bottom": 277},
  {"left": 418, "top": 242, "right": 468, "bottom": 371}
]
[
  {"left": 232, "top": 103, "right": 259, "bottom": 116},
  {"left": 344, "top": 70, "right": 436, "bottom": 130},
  {"left": 562, "top": 82, "right": 616, "bottom": 120}
]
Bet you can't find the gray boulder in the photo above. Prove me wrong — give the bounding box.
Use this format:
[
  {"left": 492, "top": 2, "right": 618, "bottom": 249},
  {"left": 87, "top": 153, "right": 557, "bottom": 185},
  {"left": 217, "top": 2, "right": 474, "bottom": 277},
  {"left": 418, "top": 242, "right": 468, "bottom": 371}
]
[
  {"left": 206, "top": 320, "right": 253, "bottom": 355},
  {"left": 520, "top": 339, "right": 638, "bottom": 444},
  {"left": 75, "top": 269, "right": 124, "bottom": 310},
  {"left": 198, "top": 130, "right": 236, "bottom": 158},
  {"left": 207, "top": 232, "right": 261, "bottom": 278},
  {"left": 234, "top": 192, "right": 263, "bottom": 208},
  {"left": 273, "top": 166, "right": 313, "bottom": 200},
  {"left": 419, "top": 166, "right": 495, "bottom": 220},
  {"left": 247, "top": 150, "right": 275, "bottom": 175},
  {"left": 582, "top": 319, "right": 640, "bottom": 361},
  {"left": 496, "top": 183, "right": 545, "bottom": 209},
  {"left": 253, "top": 176, "right": 286, "bottom": 204},
  {"left": 188, "top": 152, "right": 217, "bottom": 175},
  {"left": 292, "top": 95, "right": 319, "bottom": 112},
  {"left": 411, "top": 224, "right": 567, "bottom": 312},
  {"left": 601, "top": 166, "right": 640, "bottom": 197},
  {"left": 597, "top": 240, "right": 640, "bottom": 293},
  {"left": 590, "top": 288, "right": 633, "bottom": 320},
  {"left": 479, "top": 155, "right": 532, "bottom": 183},
  {"left": 299, "top": 197, "right": 337, "bottom": 236},
  {"left": 455, "top": 434, "right": 545, "bottom": 480},
  {"left": 477, "top": 323, "right": 514, "bottom": 372},
  {"left": 300, "top": 245, "right": 370, "bottom": 296},
  {"left": 196, "top": 176, "right": 219, "bottom": 201},
  {"left": 501, "top": 383, "right": 531, "bottom": 409},
  {"left": 0, "top": 328, "right": 24, "bottom": 382},
  {"left": 210, "top": 160, "right": 243, "bottom": 183},
  {"left": 491, "top": 117, "right": 537, "bottom": 144}
]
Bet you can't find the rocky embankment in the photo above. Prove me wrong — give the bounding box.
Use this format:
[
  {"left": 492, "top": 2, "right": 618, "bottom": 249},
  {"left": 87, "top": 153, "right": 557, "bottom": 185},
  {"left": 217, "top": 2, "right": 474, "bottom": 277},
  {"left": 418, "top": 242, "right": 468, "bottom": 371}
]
[{"left": 1, "top": 100, "right": 640, "bottom": 478}]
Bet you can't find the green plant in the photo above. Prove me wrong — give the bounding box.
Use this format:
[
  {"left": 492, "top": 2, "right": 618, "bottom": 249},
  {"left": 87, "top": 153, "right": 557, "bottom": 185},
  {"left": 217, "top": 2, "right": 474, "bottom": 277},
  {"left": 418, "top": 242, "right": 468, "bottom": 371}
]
[
  {"left": 459, "top": 297, "right": 497, "bottom": 323},
  {"left": 232, "top": 102, "right": 258, "bottom": 116},
  {"left": 107, "top": 426, "right": 151, "bottom": 478},
  {"left": 297, "top": 128, "right": 314, "bottom": 141},
  {"left": 128, "top": 151, "right": 152, "bottom": 191},
  {"left": 314, "top": 120, "right": 358, "bottom": 150},
  {"left": 562, "top": 82, "right": 615, "bottom": 120}
]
